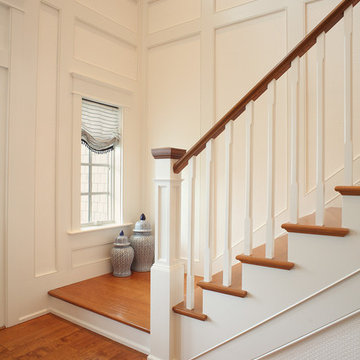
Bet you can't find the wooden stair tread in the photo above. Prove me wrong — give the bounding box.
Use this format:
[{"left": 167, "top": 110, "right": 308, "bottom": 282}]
[
  {"left": 335, "top": 185, "right": 360, "bottom": 196},
  {"left": 235, "top": 234, "right": 293, "bottom": 269},
  {"left": 281, "top": 207, "right": 348, "bottom": 237},
  {"left": 236, "top": 254, "right": 294, "bottom": 270},
  {"left": 197, "top": 281, "right": 247, "bottom": 297},
  {"left": 172, "top": 302, "right": 207, "bottom": 321},
  {"left": 48, "top": 272, "right": 151, "bottom": 333}
]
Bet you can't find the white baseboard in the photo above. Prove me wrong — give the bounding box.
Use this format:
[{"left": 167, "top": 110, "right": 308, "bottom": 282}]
[{"left": 18, "top": 308, "right": 49, "bottom": 323}]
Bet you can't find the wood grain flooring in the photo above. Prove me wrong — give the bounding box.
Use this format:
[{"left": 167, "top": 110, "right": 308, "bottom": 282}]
[
  {"left": 49, "top": 272, "right": 150, "bottom": 333},
  {"left": 0, "top": 314, "right": 146, "bottom": 359}
]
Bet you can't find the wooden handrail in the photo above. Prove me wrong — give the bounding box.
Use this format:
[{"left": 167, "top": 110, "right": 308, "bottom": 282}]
[{"left": 173, "top": 0, "right": 359, "bottom": 174}]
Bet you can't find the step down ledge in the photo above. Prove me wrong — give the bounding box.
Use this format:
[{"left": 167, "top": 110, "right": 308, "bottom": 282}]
[
  {"left": 281, "top": 223, "right": 349, "bottom": 237},
  {"left": 236, "top": 255, "right": 294, "bottom": 270},
  {"left": 197, "top": 281, "right": 248, "bottom": 298},
  {"left": 172, "top": 302, "right": 207, "bottom": 321},
  {"left": 335, "top": 186, "right": 360, "bottom": 196}
]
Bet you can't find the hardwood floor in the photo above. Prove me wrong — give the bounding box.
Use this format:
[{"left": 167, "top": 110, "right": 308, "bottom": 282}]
[
  {"left": 0, "top": 314, "right": 146, "bottom": 359},
  {"left": 49, "top": 272, "right": 150, "bottom": 333}
]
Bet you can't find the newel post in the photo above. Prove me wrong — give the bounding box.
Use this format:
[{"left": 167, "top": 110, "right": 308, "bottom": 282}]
[{"left": 148, "top": 148, "right": 185, "bottom": 360}]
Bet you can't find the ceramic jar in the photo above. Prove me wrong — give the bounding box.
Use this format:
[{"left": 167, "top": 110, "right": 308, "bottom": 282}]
[
  {"left": 130, "top": 214, "right": 154, "bottom": 272},
  {"left": 111, "top": 230, "right": 134, "bottom": 277}
]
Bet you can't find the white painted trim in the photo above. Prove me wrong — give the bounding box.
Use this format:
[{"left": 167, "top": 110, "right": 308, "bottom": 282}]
[
  {"left": 74, "top": 11, "right": 137, "bottom": 48},
  {"left": 72, "top": 257, "right": 111, "bottom": 269},
  {"left": 18, "top": 308, "right": 49, "bottom": 323},
  {"left": 215, "top": 0, "right": 257, "bottom": 14},
  {"left": 70, "top": 71, "right": 134, "bottom": 96},
  {"left": 74, "top": 0, "right": 137, "bottom": 36},
  {"left": 147, "top": 21, "right": 201, "bottom": 49},
  {"left": 0, "top": 0, "right": 24, "bottom": 12},
  {"left": 255, "top": 308, "right": 360, "bottom": 359},
  {"left": 192, "top": 267, "right": 360, "bottom": 359},
  {"left": 0, "top": 50, "right": 9, "bottom": 69},
  {"left": 214, "top": 6, "right": 287, "bottom": 31},
  {"left": 50, "top": 307, "right": 150, "bottom": 355},
  {"left": 147, "top": 356, "right": 163, "bottom": 360},
  {"left": 34, "top": 270, "right": 58, "bottom": 278},
  {"left": 67, "top": 222, "right": 132, "bottom": 236}
]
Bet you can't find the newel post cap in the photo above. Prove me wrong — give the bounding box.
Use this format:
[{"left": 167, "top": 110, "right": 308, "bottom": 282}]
[{"left": 151, "top": 147, "right": 186, "bottom": 160}]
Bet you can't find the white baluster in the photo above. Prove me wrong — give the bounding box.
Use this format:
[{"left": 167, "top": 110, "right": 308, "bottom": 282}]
[
  {"left": 344, "top": 6, "right": 353, "bottom": 185},
  {"left": 204, "top": 139, "right": 214, "bottom": 283},
  {"left": 223, "top": 121, "right": 233, "bottom": 287},
  {"left": 186, "top": 156, "right": 196, "bottom": 310},
  {"left": 316, "top": 32, "right": 325, "bottom": 226},
  {"left": 266, "top": 80, "right": 276, "bottom": 259},
  {"left": 244, "top": 101, "right": 254, "bottom": 256},
  {"left": 290, "top": 57, "right": 300, "bottom": 223}
]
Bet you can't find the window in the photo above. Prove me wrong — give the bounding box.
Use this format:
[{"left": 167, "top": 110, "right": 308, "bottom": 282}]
[
  {"left": 81, "top": 144, "right": 114, "bottom": 225},
  {"left": 80, "top": 99, "right": 121, "bottom": 226}
]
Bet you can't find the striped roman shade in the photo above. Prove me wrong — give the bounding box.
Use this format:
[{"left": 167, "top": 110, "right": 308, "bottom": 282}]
[{"left": 81, "top": 99, "right": 120, "bottom": 153}]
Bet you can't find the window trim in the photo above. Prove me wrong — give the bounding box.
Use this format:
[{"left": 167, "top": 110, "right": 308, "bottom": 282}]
[{"left": 70, "top": 74, "right": 129, "bottom": 234}]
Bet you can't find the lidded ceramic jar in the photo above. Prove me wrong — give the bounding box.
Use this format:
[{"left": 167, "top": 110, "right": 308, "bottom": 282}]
[
  {"left": 129, "top": 214, "right": 154, "bottom": 272},
  {"left": 111, "top": 230, "right": 134, "bottom": 277}
]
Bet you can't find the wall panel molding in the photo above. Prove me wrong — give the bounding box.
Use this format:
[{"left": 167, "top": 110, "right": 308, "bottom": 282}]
[
  {"left": 74, "top": 2, "right": 137, "bottom": 46},
  {"left": 71, "top": 243, "right": 113, "bottom": 268},
  {"left": 34, "top": 2, "right": 60, "bottom": 278},
  {"left": 75, "top": 0, "right": 138, "bottom": 35},
  {"left": 0, "top": 0, "right": 24, "bottom": 12},
  {"left": 74, "top": 19, "right": 137, "bottom": 80},
  {"left": 0, "top": 50, "right": 8, "bottom": 69},
  {"left": 148, "top": 0, "right": 201, "bottom": 34},
  {"left": 215, "top": 0, "right": 257, "bottom": 13},
  {"left": 147, "top": 19, "right": 201, "bottom": 49}
]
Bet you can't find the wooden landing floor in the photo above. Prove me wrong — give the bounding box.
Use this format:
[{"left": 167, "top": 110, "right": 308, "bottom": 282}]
[
  {"left": 49, "top": 272, "right": 150, "bottom": 333},
  {"left": 0, "top": 314, "right": 146, "bottom": 359}
]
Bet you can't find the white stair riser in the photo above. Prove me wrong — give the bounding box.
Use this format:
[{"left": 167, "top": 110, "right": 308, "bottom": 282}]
[
  {"left": 49, "top": 297, "right": 150, "bottom": 355},
  {"left": 342, "top": 195, "right": 360, "bottom": 230}
]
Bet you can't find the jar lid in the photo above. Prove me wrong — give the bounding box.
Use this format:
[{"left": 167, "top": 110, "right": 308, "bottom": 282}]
[
  {"left": 133, "top": 214, "right": 152, "bottom": 233},
  {"left": 114, "top": 230, "right": 130, "bottom": 246}
]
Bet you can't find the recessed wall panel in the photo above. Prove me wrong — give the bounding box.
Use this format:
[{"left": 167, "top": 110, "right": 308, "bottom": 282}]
[
  {"left": 0, "top": 66, "right": 8, "bottom": 327},
  {"left": 0, "top": 4, "right": 9, "bottom": 51},
  {"left": 215, "top": 10, "right": 287, "bottom": 234},
  {"left": 74, "top": 21, "right": 137, "bottom": 80},
  {"left": 148, "top": 0, "right": 201, "bottom": 34},
  {"left": 305, "top": 0, "right": 346, "bottom": 192},
  {"left": 72, "top": 243, "right": 112, "bottom": 268},
  {"left": 147, "top": 36, "right": 201, "bottom": 148},
  {"left": 34, "top": 3, "right": 59, "bottom": 277},
  {"left": 216, "top": 0, "right": 253, "bottom": 12},
  {"left": 76, "top": 0, "right": 138, "bottom": 33}
]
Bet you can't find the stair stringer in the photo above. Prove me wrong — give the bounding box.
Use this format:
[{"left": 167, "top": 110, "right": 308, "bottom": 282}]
[
  {"left": 192, "top": 269, "right": 360, "bottom": 359},
  {"left": 175, "top": 198, "right": 360, "bottom": 360}
]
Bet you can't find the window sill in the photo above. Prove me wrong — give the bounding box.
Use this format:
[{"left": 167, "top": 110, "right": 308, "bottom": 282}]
[{"left": 68, "top": 222, "right": 132, "bottom": 235}]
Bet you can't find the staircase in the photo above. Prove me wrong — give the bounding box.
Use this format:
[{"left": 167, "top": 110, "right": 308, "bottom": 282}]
[
  {"left": 149, "top": 0, "right": 360, "bottom": 359},
  {"left": 47, "top": 1, "right": 360, "bottom": 359}
]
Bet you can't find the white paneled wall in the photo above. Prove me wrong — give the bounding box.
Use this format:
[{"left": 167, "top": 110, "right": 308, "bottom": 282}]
[
  {"left": 1, "top": 0, "right": 141, "bottom": 326},
  {"left": 143, "top": 0, "right": 360, "bottom": 276},
  {"left": 0, "top": 3, "right": 9, "bottom": 327}
]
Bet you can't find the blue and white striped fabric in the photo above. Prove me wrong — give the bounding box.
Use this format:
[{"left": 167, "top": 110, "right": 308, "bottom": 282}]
[{"left": 81, "top": 99, "right": 120, "bottom": 153}]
